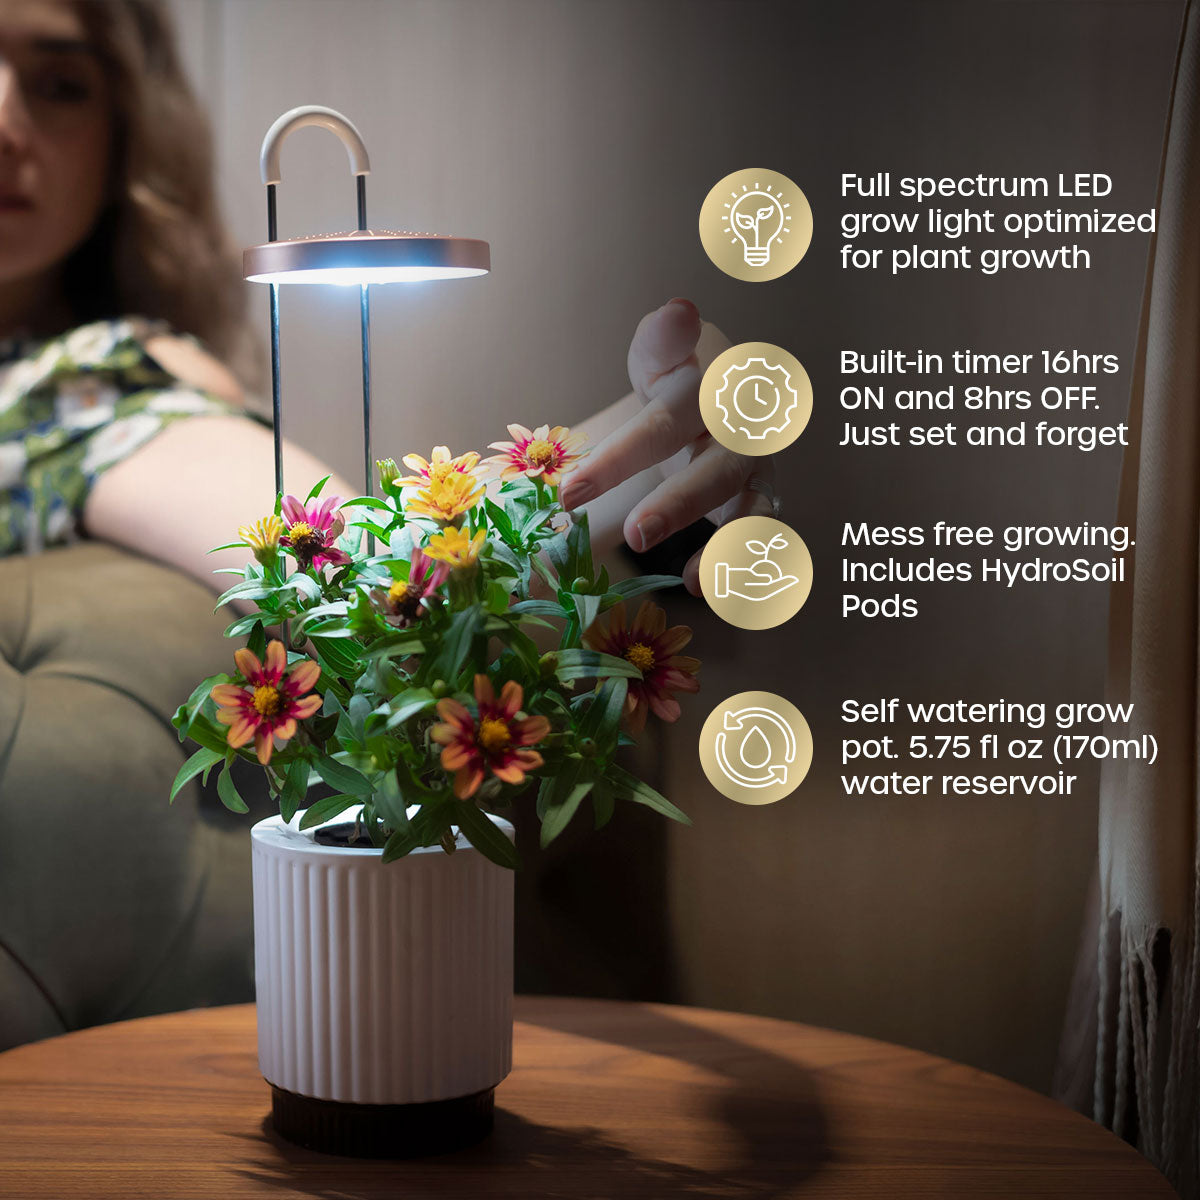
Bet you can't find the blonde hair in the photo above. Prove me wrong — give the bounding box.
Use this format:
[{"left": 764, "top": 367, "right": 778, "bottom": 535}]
[{"left": 64, "top": 0, "right": 261, "bottom": 391}]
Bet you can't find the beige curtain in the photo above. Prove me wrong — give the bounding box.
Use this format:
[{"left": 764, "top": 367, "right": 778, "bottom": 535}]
[{"left": 1056, "top": 2, "right": 1200, "bottom": 1194}]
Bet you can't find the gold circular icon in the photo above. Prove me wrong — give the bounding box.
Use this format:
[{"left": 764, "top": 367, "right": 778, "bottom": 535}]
[
  {"left": 699, "top": 691, "right": 812, "bottom": 805},
  {"left": 700, "top": 342, "right": 811, "bottom": 456},
  {"left": 699, "top": 169, "right": 813, "bottom": 281},
  {"left": 699, "top": 516, "right": 811, "bottom": 629}
]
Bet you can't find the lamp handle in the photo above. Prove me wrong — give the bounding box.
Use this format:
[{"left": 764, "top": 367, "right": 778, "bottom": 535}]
[{"left": 259, "top": 105, "right": 371, "bottom": 185}]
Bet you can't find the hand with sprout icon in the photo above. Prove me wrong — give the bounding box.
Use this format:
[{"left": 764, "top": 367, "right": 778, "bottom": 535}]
[{"left": 712, "top": 533, "right": 799, "bottom": 602}]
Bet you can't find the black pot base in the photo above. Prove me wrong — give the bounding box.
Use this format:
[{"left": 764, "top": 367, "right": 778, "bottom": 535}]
[{"left": 269, "top": 1083, "right": 495, "bottom": 1158}]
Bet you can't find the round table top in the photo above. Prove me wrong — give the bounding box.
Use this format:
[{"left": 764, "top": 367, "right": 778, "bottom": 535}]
[{"left": 0, "top": 996, "right": 1173, "bottom": 1199}]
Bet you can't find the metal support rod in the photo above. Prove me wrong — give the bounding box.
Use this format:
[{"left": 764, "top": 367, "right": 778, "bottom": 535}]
[
  {"left": 358, "top": 174, "right": 375, "bottom": 556},
  {"left": 267, "top": 183, "right": 283, "bottom": 499}
]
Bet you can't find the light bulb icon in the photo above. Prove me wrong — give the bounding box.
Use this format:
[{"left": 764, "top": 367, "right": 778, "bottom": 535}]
[{"left": 724, "top": 183, "right": 791, "bottom": 266}]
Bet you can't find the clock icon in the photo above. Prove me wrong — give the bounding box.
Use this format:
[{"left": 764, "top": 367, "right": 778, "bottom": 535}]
[{"left": 731, "top": 375, "right": 782, "bottom": 425}]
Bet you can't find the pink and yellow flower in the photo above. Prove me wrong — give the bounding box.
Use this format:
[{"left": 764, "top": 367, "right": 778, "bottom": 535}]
[
  {"left": 398, "top": 446, "right": 481, "bottom": 488},
  {"left": 405, "top": 472, "right": 485, "bottom": 523},
  {"left": 280, "top": 494, "right": 351, "bottom": 571},
  {"left": 369, "top": 547, "right": 449, "bottom": 628},
  {"left": 485, "top": 423, "right": 586, "bottom": 487},
  {"left": 431, "top": 675, "right": 551, "bottom": 799},
  {"left": 584, "top": 600, "right": 700, "bottom": 734},
  {"left": 423, "top": 524, "right": 486, "bottom": 569},
  {"left": 210, "top": 640, "right": 322, "bottom": 765}
]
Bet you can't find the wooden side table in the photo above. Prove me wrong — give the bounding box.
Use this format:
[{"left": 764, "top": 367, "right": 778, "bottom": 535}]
[{"left": 0, "top": 996, "right": 1176, "bottom": 1198}]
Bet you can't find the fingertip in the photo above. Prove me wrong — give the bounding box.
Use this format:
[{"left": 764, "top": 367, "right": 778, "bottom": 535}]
[{"left": 683, "top": 551, "right": 703, "bottom": 597}]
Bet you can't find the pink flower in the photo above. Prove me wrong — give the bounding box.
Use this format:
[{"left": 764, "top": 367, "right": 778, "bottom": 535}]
[
  {"left": 280, "top": 494, "right": 351, "bottom": 571},
  {"left": 484, "top": 423, "right": 586, "bottom": 487},
  {"left": 584, "top": 600, "right": 700, "bottom": 735},
  {"left": 430, "top": 675, "right": 551, "bottom": 799},
  {"left": 369, "top": 547, "right": 449, "bottom": 627},
  {"left": 210, "top": 640, "right": 323, "bottom": 765}
]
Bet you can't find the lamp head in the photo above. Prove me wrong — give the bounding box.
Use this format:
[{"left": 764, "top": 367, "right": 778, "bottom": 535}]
[{"left": 244, "top": 228, "right": 490, "bottom": 286}]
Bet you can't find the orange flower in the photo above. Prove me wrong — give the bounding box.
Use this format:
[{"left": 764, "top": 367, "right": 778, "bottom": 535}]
[
  {"left": 484, "top": 423, "right": 586, "bottom": 486},
  {"left": 210, "top": 640, "right": 322, "bottom": 765},
  {"left": 430, "top": 675, "right": 551, "bottom": 798},
  {"left": 584, "top": 600, "right": 700, "bottom": 734}
]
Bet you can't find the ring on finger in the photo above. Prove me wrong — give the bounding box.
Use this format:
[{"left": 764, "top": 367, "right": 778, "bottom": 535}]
[{"left": 745, "top": 473, "right": 783, "bottom": 519}]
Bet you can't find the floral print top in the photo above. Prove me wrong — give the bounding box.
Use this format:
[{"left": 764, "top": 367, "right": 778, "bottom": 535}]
[{"left": 0, "top": 315, "right": 265, "bottom": 556}]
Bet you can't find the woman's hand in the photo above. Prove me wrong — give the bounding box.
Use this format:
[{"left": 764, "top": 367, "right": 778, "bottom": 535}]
[{"left": 561, "top": 298, "right": 778, "bottom": 596}]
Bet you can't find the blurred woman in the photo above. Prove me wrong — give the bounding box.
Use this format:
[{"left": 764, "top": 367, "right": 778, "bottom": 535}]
[{"left": 0, "top": 0, "right": 776, "bottom": 595}]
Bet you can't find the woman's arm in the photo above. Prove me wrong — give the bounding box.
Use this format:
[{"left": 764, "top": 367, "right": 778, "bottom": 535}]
[{"left": 83, "top": 411, "right": 360, "bottom": 590}]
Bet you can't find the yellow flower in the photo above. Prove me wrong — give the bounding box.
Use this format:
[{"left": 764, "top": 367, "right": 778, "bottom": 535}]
[
  {"left": 405, "top": 471, "right": 485, "bottom": 523},
  {"left": 399, "top": 446, "right": 481, "bottom": 488},
  {"left": 424, "top": 525, "right": 486, "bottom": 569},
  {"left": 237, "top": 514, "right": 284, "bottom": 564}
]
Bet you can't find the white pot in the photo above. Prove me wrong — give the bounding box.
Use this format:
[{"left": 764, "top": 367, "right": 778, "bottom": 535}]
[{"left": 250, "top": 810, "right": 514, "bottom": 1155}]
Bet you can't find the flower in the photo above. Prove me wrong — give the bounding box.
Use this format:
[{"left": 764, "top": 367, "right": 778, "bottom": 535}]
[
  {"left": 370, "top": 547, "right": 449, "bottom": 627},
  {"left": 405, "top": 471, "right": 485, "bottom": 523},
  {"left": 238, "top": 514, "right": 284, "bottom": 565},
  {"left": 423, "top": 524, "right": 486, "bottom": 569},
  {"left": 210, "top": 640, "right": 322, "bottom": 765},
  {"left": 584, "top": 600, "right": 700, "bottom": 734},
  {"left": 398, "top": 445, "right": 481, "bottom": 488},
  {"left": 485, "top": 423, "right": 586, "bottom": 486},
  {"left": 431, "top": 675, "right": 551, "bottom": 798},
  {"left": 280, "top": 493, "right": 351, "bottom": 571}
]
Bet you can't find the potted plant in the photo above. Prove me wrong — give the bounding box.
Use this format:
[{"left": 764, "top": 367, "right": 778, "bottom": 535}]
[{"left": 170, "top": 424, "right": 701, "bottom": 1157}]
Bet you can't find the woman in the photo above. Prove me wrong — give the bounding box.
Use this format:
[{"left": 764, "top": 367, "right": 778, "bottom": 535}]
[{"left": 0, "top": 0, "right": 776, "bottom": 595}]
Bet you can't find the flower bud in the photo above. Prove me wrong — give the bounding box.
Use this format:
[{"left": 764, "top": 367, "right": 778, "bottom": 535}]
[{"left": 578, "top": 737, "right": 598, "bottom": 758}]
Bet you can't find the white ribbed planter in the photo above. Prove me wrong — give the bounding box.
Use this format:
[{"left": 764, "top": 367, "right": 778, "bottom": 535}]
[{"left": 250, "top": 810, "right": 513, "bottom": 1156}]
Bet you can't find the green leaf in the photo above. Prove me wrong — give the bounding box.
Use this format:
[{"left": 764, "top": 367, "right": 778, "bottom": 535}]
[
  {"left": 484, "top": 498, "right": 515, "bottom": 542},
  {"left": 341, "top": 495, "right": 395, "bottom": 512},
  {"left": 362, "top": 628, "right": 426, "bottom": 661},
  {"left": 279, "top": 756, "right": 311, "bottom": 823},
  {"left": 247, "top": 621, "right": 267, "bottom": 663},
  {"left": 518, "top": 505, "right": 556, "bottom": 541},
  {"left": 382, "top": 802, "right": 454, "bottom": 862},
  {"left": 216, "top": 763, "right": 250, "bottom": 814},
  {"left": 386, "top": 688, "right": 436, "bottom": 729},
  {"left": 510, "top": 599, "right": 565, "bottom": 618},
  {"left": 305, "top": 474, "right": 332, "bottom": 502},
  {"left": 591, "top": 780, "right": 616, "bottom": 829},
  {"left": 454, "top": 802, "right": 519, "bottom": 869},
  {"left": 571, "top": 591, "right": 601, "bottom": 634},
  {"left": 298, "top": 793, "right": 361, "bottom": 830},
  {"left": 553, "top": 649, "right": 640, "bottom": 681},
  {"left": 608, "top": 574, "right": 683, "bottom": 601},
  {"left": 283, "top": 572, "right": 323, "bottom": 603},
  {"left": 169, "top": 746, "right": 224, "bottom": 804},
  {"left": 214, "top": 578, "right": 276, "bottom": 609},
  {"left": 607, "top": 763, "right": 691, "bottom": 825},
  {"left": 310, "top": 634, "right": 362, "bottom": 681},
  {"left": 429, "top": 607, "right": 483, "bottom": 682},
  {"left": 579, "top": 676, "right": 628, "bottom": 758},
  {"left": 183, "top": 714, "right": 236, "bottom": 757},
  {"left": 314, "top": 757, "right": 374, "bottom": 798},
  {"left": 179, "top": 674, "right": 225, "bottom": 737},
  {"left": 223, "top": 613, "right": 265, "bottom": 638},
  {"left": 566, "top": 510, "right": 592, "bottom": 582},
  {"left": 540, "top": 778, "right": 593, "bottom": 847}
]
